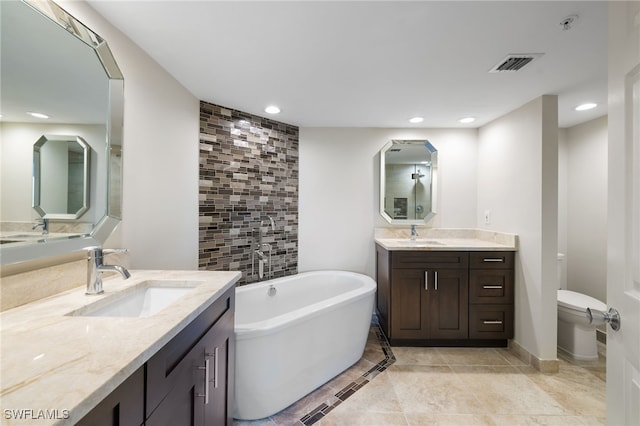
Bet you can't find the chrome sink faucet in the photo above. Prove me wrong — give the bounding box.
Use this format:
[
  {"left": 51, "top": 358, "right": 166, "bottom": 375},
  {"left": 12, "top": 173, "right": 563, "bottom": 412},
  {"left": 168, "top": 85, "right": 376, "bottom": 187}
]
[
  {"left": 86, "top": 247, "right": 131, "bottom": 295},
  {"left": 410, "top": 224, "right": 419, "bottom": 241},
  {"left": 32, "top": 218, "right": 49, "bottom": 235}
]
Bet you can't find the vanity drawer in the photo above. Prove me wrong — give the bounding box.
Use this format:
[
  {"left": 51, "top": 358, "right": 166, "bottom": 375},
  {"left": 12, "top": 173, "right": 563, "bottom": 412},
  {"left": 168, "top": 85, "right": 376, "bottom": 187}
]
[
  {"left": 469, "top": 252, "right": 514, "bottom": 269},
  {"left": 469, "top": 270, "right": 514, "bottom": 304},
  {"left": 391, "top": 251, "right": 469, "bottom": 269},
  {"left": 469, "top": 305, "right": 514, "bottom": 339}
]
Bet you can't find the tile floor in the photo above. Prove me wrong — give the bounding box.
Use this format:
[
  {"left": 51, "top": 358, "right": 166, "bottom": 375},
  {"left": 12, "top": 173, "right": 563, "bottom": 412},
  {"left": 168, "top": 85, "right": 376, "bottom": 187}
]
[{"left": 234, "top": 319, "right": 606, "bottom": 425}]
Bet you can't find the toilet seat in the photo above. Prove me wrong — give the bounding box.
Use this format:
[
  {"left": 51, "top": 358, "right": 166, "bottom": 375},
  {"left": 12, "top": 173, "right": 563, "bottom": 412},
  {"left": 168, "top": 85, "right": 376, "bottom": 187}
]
[{"left": 557, "top": 289, "right": 606, "bottom": 312}]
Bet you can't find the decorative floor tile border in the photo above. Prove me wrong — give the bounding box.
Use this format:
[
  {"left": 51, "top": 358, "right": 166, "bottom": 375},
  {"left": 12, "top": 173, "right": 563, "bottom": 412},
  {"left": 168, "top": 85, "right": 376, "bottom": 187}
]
[{"left": 298, "top": 317, "right": 396, "bottom": 425}]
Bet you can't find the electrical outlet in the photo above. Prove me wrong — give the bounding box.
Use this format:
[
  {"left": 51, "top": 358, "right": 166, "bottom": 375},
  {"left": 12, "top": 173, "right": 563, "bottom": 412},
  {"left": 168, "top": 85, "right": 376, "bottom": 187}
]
[{"left": 484, "top": 210, "right": 491, "bottom": 225}]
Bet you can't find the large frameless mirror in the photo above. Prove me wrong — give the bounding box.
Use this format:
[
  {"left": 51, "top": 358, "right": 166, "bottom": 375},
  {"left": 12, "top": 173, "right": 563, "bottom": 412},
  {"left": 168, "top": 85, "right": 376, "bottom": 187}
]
[
  {"left": 380, "top": 139, "right": 438, "bottom": 225},
  {"left": 0, "top": 0, "right": 124, "bottom": 265}
]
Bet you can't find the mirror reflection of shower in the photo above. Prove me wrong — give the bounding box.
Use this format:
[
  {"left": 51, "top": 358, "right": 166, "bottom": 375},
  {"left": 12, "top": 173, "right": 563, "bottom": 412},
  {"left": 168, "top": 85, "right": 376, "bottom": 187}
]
[
  {"left": 411, "top": 163, "right": 431, "bottom": 219},
  {"left": 381, "top": 139, "right": 437, "bottom": 223},
  {"left": 386, "top": 161, "right": 432, "bottom": 220}
]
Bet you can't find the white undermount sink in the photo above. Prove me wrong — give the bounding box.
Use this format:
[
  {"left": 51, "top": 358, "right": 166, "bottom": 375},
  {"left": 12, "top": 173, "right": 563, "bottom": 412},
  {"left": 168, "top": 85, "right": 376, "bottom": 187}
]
[
  {"left": 68, "top": 280, "right": 201, "bottom": 318},
  {"left": 407, "top": 239, "right": 445, "bottom": 245},
  {"left": 387, "top": 238, "right": 446, "bottom": 246}
]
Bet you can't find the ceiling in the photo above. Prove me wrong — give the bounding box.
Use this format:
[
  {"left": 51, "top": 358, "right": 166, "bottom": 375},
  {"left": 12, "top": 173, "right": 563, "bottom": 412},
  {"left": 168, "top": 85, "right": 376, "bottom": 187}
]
[{"left": 87, "top": 1, "right": 608, "bottom": 129}]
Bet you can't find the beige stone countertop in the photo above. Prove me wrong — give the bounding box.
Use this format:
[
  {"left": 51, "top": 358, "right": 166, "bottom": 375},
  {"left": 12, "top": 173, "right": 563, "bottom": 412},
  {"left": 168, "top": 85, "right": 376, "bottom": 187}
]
[
  {"left": 0, "top": 270, "right": 241, "bottom": 425},
  {"left": 375, "top": 228, "right": 518, "bottom": 251}
]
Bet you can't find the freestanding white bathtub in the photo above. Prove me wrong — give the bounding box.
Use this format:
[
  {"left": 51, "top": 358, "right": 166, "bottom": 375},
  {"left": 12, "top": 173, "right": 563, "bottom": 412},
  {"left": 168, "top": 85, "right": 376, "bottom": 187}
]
[{"left": 233, "top": 270, "right": 376, "bottom": 420}]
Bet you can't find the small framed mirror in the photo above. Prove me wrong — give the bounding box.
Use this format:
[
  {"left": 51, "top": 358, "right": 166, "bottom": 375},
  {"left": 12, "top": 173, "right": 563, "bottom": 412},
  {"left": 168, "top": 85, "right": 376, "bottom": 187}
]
[
  {"left": 32, "top": 135, "right": 91, "bottom": 219},
  {"left": 380, "top": 139, "right": 438, "bottom": 224}
]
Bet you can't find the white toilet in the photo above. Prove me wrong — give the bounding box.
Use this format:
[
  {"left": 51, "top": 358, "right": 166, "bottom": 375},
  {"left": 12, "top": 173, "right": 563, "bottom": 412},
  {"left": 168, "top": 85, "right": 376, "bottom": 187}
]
[{"left": 556, "top": 253, "right": 607, "bottom": 360}]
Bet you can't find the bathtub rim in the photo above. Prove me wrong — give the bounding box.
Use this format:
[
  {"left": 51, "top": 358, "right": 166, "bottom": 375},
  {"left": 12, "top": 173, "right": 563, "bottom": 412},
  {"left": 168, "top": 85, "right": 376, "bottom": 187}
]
[{"left": 234, "top": 270, "right": 376, "bottom": 339}]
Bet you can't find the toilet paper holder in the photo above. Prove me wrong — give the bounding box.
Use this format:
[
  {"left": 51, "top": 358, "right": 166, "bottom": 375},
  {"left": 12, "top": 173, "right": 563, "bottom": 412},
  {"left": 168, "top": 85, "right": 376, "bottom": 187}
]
[{"left": 586, "top": 307, "right": 621, "bottom": 331}]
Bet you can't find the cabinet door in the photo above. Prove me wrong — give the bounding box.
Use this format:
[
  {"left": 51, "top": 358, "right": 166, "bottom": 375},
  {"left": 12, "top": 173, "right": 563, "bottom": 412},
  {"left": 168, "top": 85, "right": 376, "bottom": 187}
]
[
  {"left": 204, "top": 310, "right": 234, "bottom": 426},
  {"left": 390, "top": 268, "right": 429, "bottom": 339},
  {"left": 77, "top": 367, "right": 144, "bottom": 426},
  {"left": 146, "top": 291, "right": 233, "bottom": 416},
  {"left": 145, "top": 341, "right": 205, "bottom": 426},
  {"left": 147, "top": 310, "right": 235, "bottom": 426},
  {"left": 428, "top": 269, "right": 469, "bottom": 339}
]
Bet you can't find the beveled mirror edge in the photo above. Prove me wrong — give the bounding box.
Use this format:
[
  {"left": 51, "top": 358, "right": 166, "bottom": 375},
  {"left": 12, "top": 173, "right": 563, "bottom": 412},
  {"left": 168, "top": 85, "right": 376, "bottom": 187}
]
[
  {"left": 23, "top": 0, "right": 105, "bottom": 49},
  {"left": 106, "top": 78, "right": 124, "bottom": 220},
  {"left": 0, "top": 0, "right": 124, "bottom": 268},
  {"left": 379, "top": 140, "right": 394, "bottom": 224},
  {"left": 379, "top": 139, "right": 438, "bottom": 226},
  {"left": 424, "top": 139, "right": 438, "bottom": 223}
]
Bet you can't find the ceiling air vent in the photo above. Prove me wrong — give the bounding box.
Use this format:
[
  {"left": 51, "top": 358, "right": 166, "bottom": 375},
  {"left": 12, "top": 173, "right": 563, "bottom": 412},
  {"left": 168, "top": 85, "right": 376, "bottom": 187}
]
[{"left": 489, "top": 53, "right": 543, "bottom": 73}]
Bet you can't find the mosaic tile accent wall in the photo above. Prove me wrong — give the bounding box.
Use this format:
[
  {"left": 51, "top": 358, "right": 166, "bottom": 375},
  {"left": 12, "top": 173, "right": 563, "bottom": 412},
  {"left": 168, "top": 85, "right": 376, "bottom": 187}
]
[{"left": 199, "top": 101, "right": 299, "bottom": 285}]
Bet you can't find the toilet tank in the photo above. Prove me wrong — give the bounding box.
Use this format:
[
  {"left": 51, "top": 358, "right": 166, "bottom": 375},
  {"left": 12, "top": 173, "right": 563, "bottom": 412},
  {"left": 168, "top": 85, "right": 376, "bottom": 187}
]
[{"left": 557, "top": 253, "right": 567, "bottom": 290}]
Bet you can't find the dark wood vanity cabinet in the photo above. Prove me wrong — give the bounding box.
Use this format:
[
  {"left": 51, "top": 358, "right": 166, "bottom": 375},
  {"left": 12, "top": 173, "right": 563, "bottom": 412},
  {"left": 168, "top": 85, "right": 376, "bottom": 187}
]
[
  {"left": 79, "top": 286, "right": 235, "bottom": 426},
  {"left": 376, "top": 246, "right": 514, "bottom": 346}
]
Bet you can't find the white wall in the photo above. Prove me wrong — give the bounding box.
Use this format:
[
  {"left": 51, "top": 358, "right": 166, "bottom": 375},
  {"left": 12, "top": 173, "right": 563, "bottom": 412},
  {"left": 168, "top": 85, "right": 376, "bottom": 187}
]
[
  {"left": 299, "top": 127, "right": 477, "bottom": 278},
  {"left": 565, "top": 116, "right": 608, "bottom": 302},
  {"left": 557, "top": 128, "right": 568, "bottom": 259},
  {"left": 59, "top": 1, "right": 200, "bottom": 270},
  {"left": 477, "top": 95, "right": 559, "bottom": 361}
]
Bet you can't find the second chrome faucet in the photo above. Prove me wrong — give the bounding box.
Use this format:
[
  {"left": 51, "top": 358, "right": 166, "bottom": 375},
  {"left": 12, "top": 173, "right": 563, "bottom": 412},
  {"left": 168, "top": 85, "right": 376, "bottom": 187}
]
[
  {"left": 253, "top": 215, "right": 277, "bottom": 281},
  {"left": 32, "top": 218, "right": 49, "bottom": 235},
  {"left": 410, "top": 224, "right": 419, "bottom": 240}
]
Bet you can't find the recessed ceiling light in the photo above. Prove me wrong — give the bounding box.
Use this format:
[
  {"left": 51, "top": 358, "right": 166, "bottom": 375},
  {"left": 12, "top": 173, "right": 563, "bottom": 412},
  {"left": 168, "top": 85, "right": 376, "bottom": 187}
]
[
  {"left": 575, "top": 103, "right": 597, "bottom": 111},
  {"left": 27, "top": 111, "right": 49, "bottom": 119},
  {"left": 265, "top": 105, "right": 280, "bottom": 114},
  {"left": 559, "top": 15, "right": 579, "bottom": 31},
  {"left": 409, "top": 116, "right": 424, "bottom": 124},
  {"left": 458, "top": 117, "right": 476, "bottom": 124}
]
